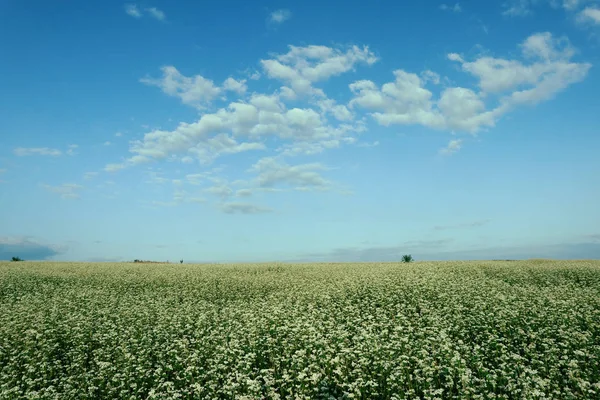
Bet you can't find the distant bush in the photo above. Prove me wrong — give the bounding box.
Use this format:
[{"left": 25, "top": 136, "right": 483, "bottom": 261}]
[
  {"left": 180, "top": 259, "right": 183, "bottom": 264},
  {"left": 11, "top": 256, "right": 23, "bottom": 262},
  {"left": 401, "top": 254, "right": 413, "bottom": 263}
]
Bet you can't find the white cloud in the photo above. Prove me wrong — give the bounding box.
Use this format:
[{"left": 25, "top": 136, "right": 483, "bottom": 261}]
[
  {"left": 440, "top": 3, "right": 462, "bottom": 12},
  {"left": 269, "top": 9, "right": 292, "bottom": 24},
  {"left": 14, "top": 147, "right": 62, "bottom": 156},
  {"left": 41, "top": 183, "right": 84, "bottom": 199},
  {"left": 236, "top": 189, "right": 253, "bottom": 197},
  {"left": 317, "top": 99, "right": 354, "bottom": 121},
  {"left": 439, "top": 139, "right": 463, "bottom": 155},
  {"left": 578, "top": 7, "right": 600, "bottom": 23},
  {"left": 140, "top": 66, "right": 222, "bottom": 108},
  {"left": 104, "top": 163, "right": 126, "bottom": 172},
  {"left": 0, "top": 168, "right": 6, "bottom": 174},
  {"left": 145, "top": 170, "right": 169, "bottom": 185},
  {"left": 357, "top": 141, "right": 380, "bottom": 148},
  {"left": 260, "top": 44, "right": 378, "bottom": 97},
  {"left": 146, "top": 7, "right": 165, "bottom": 21},
  {"left": 249, "top": 157, "right": 331, "bottom": 189},
  {"left": 125, "top": 4, "right": 165, "bottom": 20},
  {"left": 220, "top": 202, "right": 272, "bottom": 214},
  {"left": 421, "top": 70, "right": 441, "bottom": 84},
  {"left": 503, "top": 0, "right": 533, "bottom": 16},
  {"left": 83, "top": 172, "right": 98, "bottom": 180},
  {"left": 350, "top": 32, "right": 590, "bottom": 133},
  {"left": 66, "top": 144, "right": 78, "bottom": 156},
  {"left": 503, "top": 0, "right": 592, "bottom": 17},
  {"left": 205, "top": 184, "right": 234, "bottom": 199},
  {"left": 223, "top": 77, "right": 247, "bottom": 94},
  {"left": 120, "top": 91, "right": 362, "bottom": 167},
  {"left": 125, "top": 3, "right": 142, "bottom": 18},
  {"left": 104, "top": 141, "right": 112, "bottom": 146},
  {"left": 115, "top": 132, "right": 123, "bottom": 137}
]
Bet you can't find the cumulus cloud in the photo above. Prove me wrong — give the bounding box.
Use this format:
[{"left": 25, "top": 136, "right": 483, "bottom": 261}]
[
  {"left": 220, "top": 202, "right": 272, "bottom": 214},
  {"left": 260, "top": 44, "right": 378, "bottom": 97},
  {"left": 269, "top": 9, "right": 292, "bottom": 24},
  {"left": 14, "top": 147, "right": 62, "bottom": 156},
  {"left": 250, "top": 157, "right": 331, "bottom": 190},
  {"left": 223, "top": 77, "right": 247, "bottom": 94},
  {"left": 0, "top": 236, "right": 67, "bottom": 260},
  {"left": 350, "top": 32, "right": 590, "bottom": 133},
  {"left": 41, "top": 183, "right": 84, "bottom": 199},
  {"left": 140, "top": 66, "right": 222, "bottom": 108},
  {"left": 578, "top": 6, "right": 600, "bottom": 23}
]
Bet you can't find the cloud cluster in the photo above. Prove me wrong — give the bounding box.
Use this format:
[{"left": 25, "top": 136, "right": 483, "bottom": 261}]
[
  {"left": 350, "top": 32, "right": 590, "bottom": 133},
  {"left": 503, "top": 0, "right": 600, "bottom": 27},
  {"left": 97, "top": 33, "right": 589, "bottom": 212}
]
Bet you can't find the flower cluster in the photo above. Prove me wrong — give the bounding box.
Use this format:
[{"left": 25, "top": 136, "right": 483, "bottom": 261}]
[{"left": 1, "top": 260, "right": 599, "bottom": 399}]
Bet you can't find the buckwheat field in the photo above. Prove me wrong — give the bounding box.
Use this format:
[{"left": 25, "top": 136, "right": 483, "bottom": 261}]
[{"left": 1, "top": 260, "right": 599, "bottom": 399}]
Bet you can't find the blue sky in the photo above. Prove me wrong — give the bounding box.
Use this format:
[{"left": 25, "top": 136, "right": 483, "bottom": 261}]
[{"left": 1, "top": 0, "right": 599, "bottom": 262}]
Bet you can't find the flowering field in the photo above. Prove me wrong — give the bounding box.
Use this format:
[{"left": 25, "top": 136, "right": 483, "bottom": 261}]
[{"left": 1, "top": 260, "right": 599, "bottom": 399}]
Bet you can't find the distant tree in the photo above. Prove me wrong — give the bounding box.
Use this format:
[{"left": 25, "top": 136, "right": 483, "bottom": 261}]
[
  {"left": 11, "top": 256, "right": 23, "bottom": 262},
  {"left": 401, "top": 254, "right": 413, "bottom": 263},
  {"left": 180, "top": 259, "right": 183, "bottom": 264}
]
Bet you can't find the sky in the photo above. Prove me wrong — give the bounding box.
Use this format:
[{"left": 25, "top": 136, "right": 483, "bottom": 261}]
[{"left": 1, "top": 0, "right": 599, "bottom": 263}]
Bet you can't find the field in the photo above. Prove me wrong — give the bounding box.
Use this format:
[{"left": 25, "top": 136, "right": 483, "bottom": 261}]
[{"left": 1, "top": 260, "right": 600, "bottom": 399}]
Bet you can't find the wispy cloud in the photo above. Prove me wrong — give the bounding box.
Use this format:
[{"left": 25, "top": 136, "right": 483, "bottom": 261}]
[
  {"left": 40, "top": 183, "right": 84, "bottom": 199},
  {"left": 14, "top": 147, "right": 62, "bottom": 157},
  {"left": 124, "top": 3, "right": 142, "bottom": 18},
  {"left": 125, "top": 4, "right": 166, "bottom": 21},
  {"left": 439, "top": 139, "right": 463, "bottom": 155},
  {"left": 83, "top": 172, "right": 98, "bottom": 180},
  {"left": 67, "top": 144, "right": 78, "bottom": 156},
  {"left": 269, "top": 9, "right": 292, "bottom": 24},
  {"left": 145, "top": 7, "right": 166, "bottom": 21},
  {"left": 433, "top": 219, "right": 491, "bottom": 231},
  {"left": 439, "top": 3, "right": 462, "bottom": 12},
  {"left": 220, "top": 202, "right": 272, "bottom": 214}
]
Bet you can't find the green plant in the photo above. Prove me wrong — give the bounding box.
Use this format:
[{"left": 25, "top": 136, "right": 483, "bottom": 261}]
[
  {"left": 11, "top": 256, "right": 23, "bottom": 262},
  {"left": 180, "top": 259, "right": 183, "bottom": 264},
  {"left": 401, "top": 254, "right": 413, "bottom": 263}
]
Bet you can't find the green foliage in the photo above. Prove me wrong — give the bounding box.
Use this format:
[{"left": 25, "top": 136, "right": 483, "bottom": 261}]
[
  {"left": 1, "top": 260, "right": 600, "bottom": 398},
  {"left": 180, "top": 259, "right": 183, "bottom": 264},
  {"left": 10, "top": 256, "right": 23, "bottom": 262},
  {"left": 401, "top": 254, "right": 413, "bottom": 263}
]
